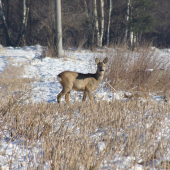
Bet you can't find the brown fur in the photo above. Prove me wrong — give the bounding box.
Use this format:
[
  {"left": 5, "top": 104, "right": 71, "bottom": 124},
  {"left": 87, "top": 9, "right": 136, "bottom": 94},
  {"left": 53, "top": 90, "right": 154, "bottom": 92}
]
[{"left": 57, "top": 57, "right": 108, "bottom": 103}]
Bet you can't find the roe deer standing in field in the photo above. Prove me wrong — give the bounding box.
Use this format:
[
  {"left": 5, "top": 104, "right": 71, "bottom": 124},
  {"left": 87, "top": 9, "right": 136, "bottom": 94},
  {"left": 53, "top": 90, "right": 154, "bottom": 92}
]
[{"left": 57, "top": 57, "right": 108, "bottom": 103}]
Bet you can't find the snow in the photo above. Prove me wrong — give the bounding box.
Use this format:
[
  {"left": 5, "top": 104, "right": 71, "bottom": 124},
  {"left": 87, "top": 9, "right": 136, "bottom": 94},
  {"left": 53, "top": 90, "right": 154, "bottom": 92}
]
[{"left": 0, "top": 45, "right": 170, "bottom": 169}]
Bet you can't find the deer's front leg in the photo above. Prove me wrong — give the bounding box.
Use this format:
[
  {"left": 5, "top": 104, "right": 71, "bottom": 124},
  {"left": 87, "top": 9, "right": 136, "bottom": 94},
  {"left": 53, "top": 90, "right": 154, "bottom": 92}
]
[
  {"left": 87, "top": 90, "right": 93, "bottom": 101},
  {"left": 82, "top": 91, "right": 88, "bottom": 101},
  {"left": 85, "top": 85, "right": 94, "bottom": 101}
]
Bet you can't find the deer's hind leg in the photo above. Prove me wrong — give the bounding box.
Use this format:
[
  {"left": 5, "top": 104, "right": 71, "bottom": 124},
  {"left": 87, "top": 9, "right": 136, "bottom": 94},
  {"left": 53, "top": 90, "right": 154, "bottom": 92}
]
[
  {"left": 57, "top": 80, "right": 73, "bottom": 103},
  {"left": 65, "top": 91, "right": 71, "bottom": 103},
  {"left": 57, "top": 87, "right": 70, "bottom": 103}
]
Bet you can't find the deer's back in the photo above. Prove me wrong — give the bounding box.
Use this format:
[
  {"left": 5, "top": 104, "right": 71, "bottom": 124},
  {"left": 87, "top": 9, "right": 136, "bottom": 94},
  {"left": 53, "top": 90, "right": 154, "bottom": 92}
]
[{"left": 58, "top": 71, "right": 98, "bottom": 91}]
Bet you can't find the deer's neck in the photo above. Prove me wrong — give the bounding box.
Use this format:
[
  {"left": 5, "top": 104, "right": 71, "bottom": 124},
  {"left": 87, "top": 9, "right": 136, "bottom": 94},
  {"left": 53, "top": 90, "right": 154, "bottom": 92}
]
[{"left": 95, "top": 71, "right": 104, "bottom": 82}]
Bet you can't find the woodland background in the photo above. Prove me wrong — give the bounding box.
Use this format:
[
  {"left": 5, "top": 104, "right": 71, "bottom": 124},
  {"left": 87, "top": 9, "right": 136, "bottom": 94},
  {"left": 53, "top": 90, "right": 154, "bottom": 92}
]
[{"left": 0, "top": 0, "right": 170, "bottom": 49}]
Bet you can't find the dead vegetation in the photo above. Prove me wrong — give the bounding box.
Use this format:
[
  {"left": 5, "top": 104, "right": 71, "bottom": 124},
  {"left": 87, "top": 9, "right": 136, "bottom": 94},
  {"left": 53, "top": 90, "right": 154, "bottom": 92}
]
[
  {"left": 106, "top": 44, "right": 170, "bottom": 99},
  {"left": 1, "top": 94, "right": 170, "bottom": 169},
  {"left": 0, "top": 46, "right": 170, "bottom": 169},
  {"left": 0, "top": 64, "right": 34, "bottom": 93}
]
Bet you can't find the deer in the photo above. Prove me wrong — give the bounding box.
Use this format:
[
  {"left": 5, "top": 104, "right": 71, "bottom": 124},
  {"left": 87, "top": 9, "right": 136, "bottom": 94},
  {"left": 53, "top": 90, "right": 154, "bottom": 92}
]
[{"left": 57, "top": 57, "right": 108, "bottom": 103}]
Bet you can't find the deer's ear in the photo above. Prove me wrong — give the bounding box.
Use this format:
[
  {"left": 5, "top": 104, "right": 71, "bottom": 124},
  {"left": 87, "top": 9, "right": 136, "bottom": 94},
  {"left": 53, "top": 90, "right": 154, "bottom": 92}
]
[
  {"left": 103, "top": 57, "right": 108, "bottom": 64},
  {"left": 95, "top": 58, "right": 100, "bottom": 64}
]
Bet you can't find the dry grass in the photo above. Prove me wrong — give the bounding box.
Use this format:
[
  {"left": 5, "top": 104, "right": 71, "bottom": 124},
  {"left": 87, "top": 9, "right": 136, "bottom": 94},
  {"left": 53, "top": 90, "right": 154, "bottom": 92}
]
[
  {"left": 1, "top": 96, "right": 170, "bottom": 169},
  {"left": 0, "top": 64, "right": 34, "bottom": 93},
  {"left": 106, "top": 44, "right": 170, "bottom": 96},
  {"left": 0, "top": 47, "right": 170, "bottom": 169},
  {"left": 43, "top": 46, "right": 68, "bottom": 58}
]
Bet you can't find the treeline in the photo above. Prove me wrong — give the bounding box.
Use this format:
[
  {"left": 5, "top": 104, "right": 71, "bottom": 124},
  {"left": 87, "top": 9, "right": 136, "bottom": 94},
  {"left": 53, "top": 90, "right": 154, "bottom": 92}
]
[{"left": 0, "top": 0, "right": 170, "bottom": 49}]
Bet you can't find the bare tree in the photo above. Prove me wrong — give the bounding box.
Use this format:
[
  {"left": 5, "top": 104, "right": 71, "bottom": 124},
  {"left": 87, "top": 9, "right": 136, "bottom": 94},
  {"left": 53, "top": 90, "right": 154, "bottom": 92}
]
[
  {"left": 84, "top": 0, "right": 94, "bottom": 49},
  {"left": 55, "top": 0, "right": 63, "bottom": 58},
  {"left": 129, "top": 0, "right": 133, "bottom": 47},
  {"left": 94, "top": 0, "right": 104, "bottom": 47},
  {"left": 100, "top": 0, "right": 104, "bottom": 47},
  {"left": 0, "top": 0, "right": 29, "bottom": 46},
  {"left": 94, "top": 0, "right": 100, "bottom": 46},
  {"left": 107, "top": 0, "right": 112, "bottom": 46},
  {"left": 124, "top": 0, "right": 134, "bottom": 48},
  {"left": 124, "top": 0, "right": 130, "bottom": 45},
  {"left": 16, "top": 0, "right": 30, "bottom": 46},
  {"left": 0, "top": 0, "right": 12, "bottom": 46}
]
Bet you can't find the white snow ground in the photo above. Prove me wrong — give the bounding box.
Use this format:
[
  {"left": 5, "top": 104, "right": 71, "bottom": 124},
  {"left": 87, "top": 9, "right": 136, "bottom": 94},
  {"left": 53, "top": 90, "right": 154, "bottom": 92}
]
[{"left": 0, "top": 45, "right": 170, "bottom": 169}]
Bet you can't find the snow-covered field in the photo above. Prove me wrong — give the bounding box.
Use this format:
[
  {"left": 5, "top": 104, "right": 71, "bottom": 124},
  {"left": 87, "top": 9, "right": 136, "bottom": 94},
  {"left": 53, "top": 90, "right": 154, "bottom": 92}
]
[
  {"left": 0, "top": 45, "right": 117, "bottom": 103},
  {"left": 0, "top": 45, "right": 170, "bottom": 169}
]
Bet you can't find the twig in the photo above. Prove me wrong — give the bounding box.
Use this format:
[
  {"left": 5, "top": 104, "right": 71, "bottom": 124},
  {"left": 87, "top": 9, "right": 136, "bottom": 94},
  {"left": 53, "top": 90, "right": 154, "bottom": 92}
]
[{"left": 106, "top": 81, "right": 117, "bottom": 93}]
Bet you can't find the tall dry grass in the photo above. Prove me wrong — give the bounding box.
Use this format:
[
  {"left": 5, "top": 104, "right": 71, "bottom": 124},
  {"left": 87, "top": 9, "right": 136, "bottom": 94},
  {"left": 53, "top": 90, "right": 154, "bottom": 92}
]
[
  {"left": 1, "top": 96, "right": 170, "bottom": 169},
  {"left": 106, "top": 44, "right": 170, "bottom": 95},
  {"left": 0, "top": 47, "right": 170, "bottom": 169}
]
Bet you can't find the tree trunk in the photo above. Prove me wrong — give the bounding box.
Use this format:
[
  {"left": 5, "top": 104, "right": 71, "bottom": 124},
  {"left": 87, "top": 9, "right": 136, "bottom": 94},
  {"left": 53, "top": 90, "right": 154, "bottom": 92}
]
[
  {"left": 83, "top": 0, "right": 89, "bottom": 18},
  {"left": 94, "top": 0, "right": 100, "bottom": 47},
  {"left": 100, "top": 0, "right": 104, "bottom": 47},
  {"left": 107, "top": 0, "right": 112, "bottom": 46},
  {"left": 84, "top": 0, "right": 94, "bottom": 50},
  {"left": 22, "top": 0, "right": 27, "bottom": 45},
  {"left": 124, "top": 0, "right": 130, "bottom": 45},
  {"left": 15, "top": 0, "right": 30, "bottom": 46},
  {"left": 55, "top": 0, "right": 63, "bottom": 58},
  {"left": 0, "top": 0, "right": 30, "bottom": 46},
  {"left": 0, "top": 0, "right": 13, "bottom": 46},
  {"left": 129, "top": 0, "right": 134, "bottom": 48},
  {"left": 130, "top": 30, "right": 133, "bottom": 47}
]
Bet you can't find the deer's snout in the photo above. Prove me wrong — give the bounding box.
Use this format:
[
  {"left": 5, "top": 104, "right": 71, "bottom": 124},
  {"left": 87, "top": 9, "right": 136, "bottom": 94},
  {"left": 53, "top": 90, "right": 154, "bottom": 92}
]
[
  {"left": 99, "top": 65, "right": 105, "bottom": 72},
  {"left": 100, "top": 68, "right": 104, "bottom": 72}
]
